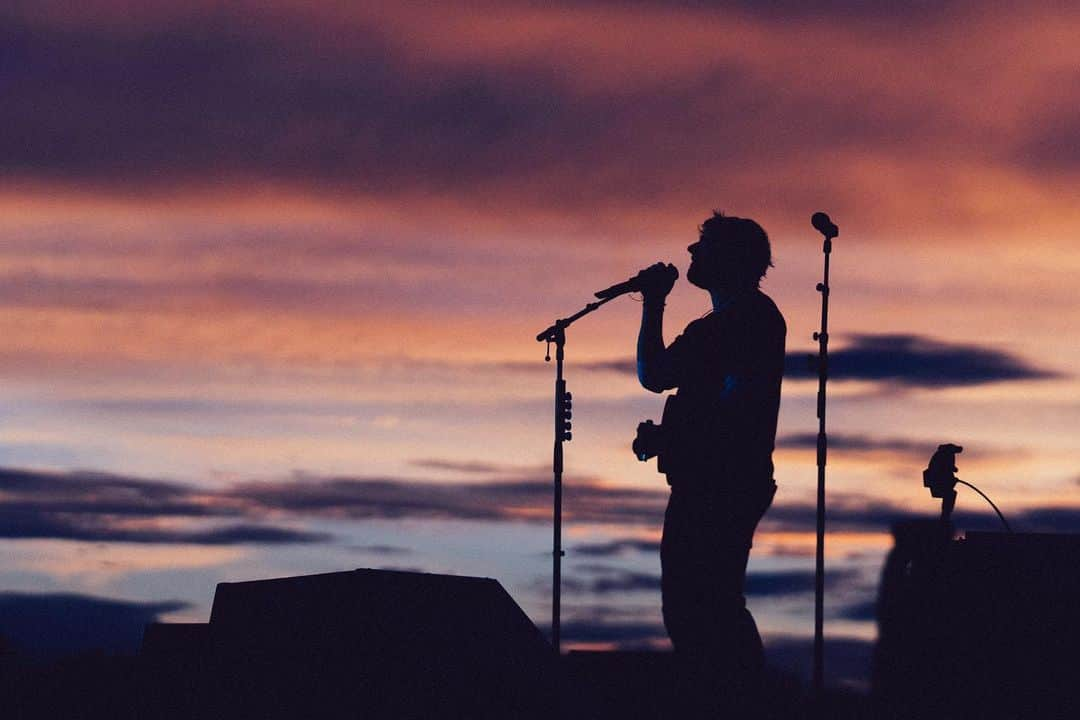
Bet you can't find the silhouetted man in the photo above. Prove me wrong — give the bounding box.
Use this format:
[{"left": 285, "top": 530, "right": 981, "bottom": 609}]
[{"left": 635, "top": 211, "right": 785, "bottom": 711}]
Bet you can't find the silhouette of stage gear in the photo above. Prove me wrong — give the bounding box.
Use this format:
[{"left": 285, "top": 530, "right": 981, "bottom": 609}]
[
  {"left": 140, "top": 569, "right": 805, "bottom": 719},
  {"left": 136, "top": 552, "right": 1080, "bottom": 720},
  {"left": 874, "top": 527, "right": 1080, "bottom": 719},
  {"left": 141, "top": 569, "right": 556, "bottom": 719}
]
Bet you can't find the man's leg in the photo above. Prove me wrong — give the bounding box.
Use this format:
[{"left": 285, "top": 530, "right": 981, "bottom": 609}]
[
  {"left": 662, "top": 485, "right": 774, "bottom": 713},
  {"left": 662, "top": 489, "right": 747, "bottom": 714},
  {"left": 660, "top": 489, "right": 696, "bottom": 653},
  {"left": 662, "top": 489, "right": 715, "bottom": 715}
]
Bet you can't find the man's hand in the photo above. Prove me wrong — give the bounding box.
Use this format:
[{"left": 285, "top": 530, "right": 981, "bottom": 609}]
[
  {"left": 633, "top": 419, "right": 665, "bottom": 461},
  {"left": 636, "top": 262, "right": 678, "bottom": 303}
]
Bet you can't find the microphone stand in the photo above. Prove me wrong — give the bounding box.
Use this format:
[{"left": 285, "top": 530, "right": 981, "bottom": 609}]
[
  {"left": 811, "top": 215, "right": 837, "bottom": 706},
  {"left": 535, "top": 294, "right": 617, "bottom": 655}
]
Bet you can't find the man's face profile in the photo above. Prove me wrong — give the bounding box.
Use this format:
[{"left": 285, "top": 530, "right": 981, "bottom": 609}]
[{"left": 686, "top": 234, "right": 729, "bottom": 291}]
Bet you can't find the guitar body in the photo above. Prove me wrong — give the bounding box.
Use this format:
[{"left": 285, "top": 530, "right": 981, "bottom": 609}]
[
  {"left": 632, "top": 394, "right": 692, "bottom": 473},
  {"left": 657, "top": 393, "right": 688, "bottom": 476}
]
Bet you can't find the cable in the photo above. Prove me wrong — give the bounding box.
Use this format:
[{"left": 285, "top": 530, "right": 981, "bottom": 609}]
[{"left": 956, "top": 479, "right": 1013, "bottom": 533}]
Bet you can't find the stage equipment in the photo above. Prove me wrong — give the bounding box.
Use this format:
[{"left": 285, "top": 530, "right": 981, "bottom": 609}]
[
  {"left": 923, "top": 443, "right": 1012, "bottom": 532},
  {"left": 142, "top": 569, "right": 555, "bottom": 719},
  {"left": 809, "top": 211, "right": 837, "bottom": 703},
  {"left": 875, "top": 484, "right": 1072, "bottom": 719}
]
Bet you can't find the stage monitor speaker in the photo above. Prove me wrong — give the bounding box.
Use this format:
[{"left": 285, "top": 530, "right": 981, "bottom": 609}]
[
  {"left": 875, "top": 529, "right": 1080, "bottom": 719},
  {"left": 202, "top": 569, "right": 555, "bottom": 719}
]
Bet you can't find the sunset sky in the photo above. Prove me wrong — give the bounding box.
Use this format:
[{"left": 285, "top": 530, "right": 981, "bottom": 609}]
[{"left": 2, "top": 1, "right": 1079, "bottom": 686}]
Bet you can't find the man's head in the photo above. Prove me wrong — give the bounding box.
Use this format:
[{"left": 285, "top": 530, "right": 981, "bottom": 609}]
[{"left": 687, "top": 211, "right": 772, "bottom": 292}]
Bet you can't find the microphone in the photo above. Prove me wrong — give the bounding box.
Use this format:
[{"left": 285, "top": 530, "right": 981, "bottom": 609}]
[
  {"left": 811, "top": 212, "right": 839, "bottom": 239},
  {"left": 594, "top": 263, "right": 678, "bottom": 299}
]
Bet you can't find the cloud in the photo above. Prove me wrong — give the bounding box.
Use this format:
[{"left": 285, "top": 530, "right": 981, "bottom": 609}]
[
  {"left": 758, "top": 543, "right": 817, "bottom": 558},
  {"left": 0, "top": 464, "right": 668, "bottom": 544},
  {"left": 778, "top": 433, "right": 931, "bottom": 455},
  {"left": 573, "top": 538, "right": 662, "bottom": 557},
  {"left": 347, "top": 544, "right": 412, "bottom": 556},
  {"left": 574, "top": 359, "right": 638, "bottom": 375},
  {"left": 557, "top": 619, "right": 667, "bottom": 646},
  {"left": 1, "top": 5, "right": 1078, "bottom": 376},
  {"left": 562, "top": 334, "right": 1057, "bottom": 389},
  {"left": 765, "top": 497, "right": 1080, "bottom": 536},
  {"left": 1012, "top": 83, "right": 1080, "bottom": 173},
  {"left": 227, "top": 474, "right": 668, "bottom": 525},
  {"left": 410, "top": 459, "right": 521, "bottom": 474},
  {"left": 746, "top": 569, "right": 858, "bottom": 597},
  {"left": 783, "top": 334, "right": 1058, "bottom": 387},
  {"left": 1003, "top": 507, "right": 1080, "bottom": 534},
  {"left": 547, "top": 0, "right": 965, "bottom": 21},
  {"left": 567, "top": 564, "right": 859, "bottom": 597},
  {"left": 765, "top": 500, "right": 920, "bottom": 534},
  {"left": 777, "top": 433, "right": 1025, "bottom": 470},
  {"left": 580, "top": 569, "right": 662, "bottom": 594},
  {"left": 0, "top": 467, "right": 326, "bottom": 545},
  {"left": 0, "top": 467, "right": 205, "bottom": 513},
  {"left": 835, "top": 600, "right": 876, "bottom": 622},
  {"left": 0, "top": 508, "right": 327, "bottom": 545},
  {"left": 0, "top": 592, "right": 186, "bottom": 657},
  {"left": 0, "top": 7, "right": 594, "bottom": 202},
  {"left": 6, "top": 463, "right": 1078, "bottom": 542},
  {"left": 163, "top": 525, "right": 327, "bottom": 544},
  {"left": 2, "top": 2, "right": 1076, "bottom": 237}
]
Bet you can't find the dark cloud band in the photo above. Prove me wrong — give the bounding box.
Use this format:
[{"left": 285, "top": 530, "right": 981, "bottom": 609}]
[
  {"left": 3, "top": 3, "right": 1075, "bottom": 220},
  {"left": 4, "top": 464, "right": 1078, "bottom": 543},
  {"left": 577, "top": 334, "right": 1056, "bottom": 388},
  {"left": 0, "top": 467, "right": 325, "bottom": 545},
  {"left": 566, "top": 564, "right": 859, "bottom": 597},
  {"left": 783, "top": 334, "right": 1057, "bottom": 387}
]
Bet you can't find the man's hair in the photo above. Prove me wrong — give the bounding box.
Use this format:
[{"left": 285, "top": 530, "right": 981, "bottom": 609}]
[{"left": 698, "top": 210, "right": 773, "bottom": 287}]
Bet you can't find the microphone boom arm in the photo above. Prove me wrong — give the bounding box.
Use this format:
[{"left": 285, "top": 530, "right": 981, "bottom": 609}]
[{"left": 535, "top": 295, "right": 616, "bottom": 343}]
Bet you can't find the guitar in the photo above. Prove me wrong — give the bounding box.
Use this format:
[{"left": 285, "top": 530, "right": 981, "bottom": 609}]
[{"left": 633, "top": 394, "right": 691, "bottom": 475}]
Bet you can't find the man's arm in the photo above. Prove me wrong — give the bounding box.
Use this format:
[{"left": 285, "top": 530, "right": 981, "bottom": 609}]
[
  {"left": 634, "top": 263, "right": 679, "bottom": 393},
  {"left": 637, "top": 301, "right": 678, "bottom": 393}
]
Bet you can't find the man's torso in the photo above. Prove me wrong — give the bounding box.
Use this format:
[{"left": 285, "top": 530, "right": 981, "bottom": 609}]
[{"left": 661, "top": 290, "right": 786, "bottom": 491}]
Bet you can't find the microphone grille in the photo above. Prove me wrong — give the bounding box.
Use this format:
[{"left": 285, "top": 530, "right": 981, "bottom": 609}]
[{"left": 811, "top": 212, "right": 838, "bottom": 237}]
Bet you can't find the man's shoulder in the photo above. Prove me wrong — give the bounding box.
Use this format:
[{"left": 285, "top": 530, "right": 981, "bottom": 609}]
[
  {"left": 745, "top": 288, "right": 783, "bottom": 314},
  {"left": 752, "top": 289, "right": 786, "bottom": 332}
]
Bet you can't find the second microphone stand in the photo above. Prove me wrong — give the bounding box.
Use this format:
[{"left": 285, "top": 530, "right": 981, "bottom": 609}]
[
  {"left": 535, "top": 295, "right": 616, "bottom": 654},
  {"left": 810, "top": 213, "right": 837, "bottom": 703}
]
